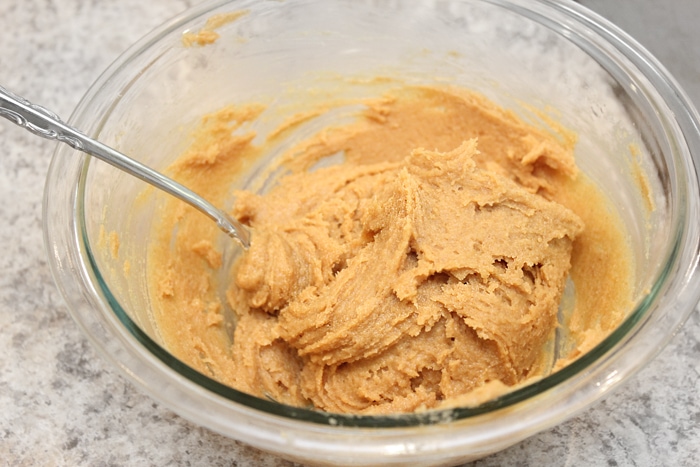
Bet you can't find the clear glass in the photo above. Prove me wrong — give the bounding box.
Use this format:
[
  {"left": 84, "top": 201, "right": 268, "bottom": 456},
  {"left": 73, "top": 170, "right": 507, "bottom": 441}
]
[{"left": 43, "top": 0, "right": 700, "bottom": 465}]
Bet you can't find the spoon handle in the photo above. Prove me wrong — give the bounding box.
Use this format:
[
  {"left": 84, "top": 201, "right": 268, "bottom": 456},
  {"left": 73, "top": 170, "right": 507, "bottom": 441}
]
[{"left": 0, "top": 85, "right": 250, "bottom": 248}]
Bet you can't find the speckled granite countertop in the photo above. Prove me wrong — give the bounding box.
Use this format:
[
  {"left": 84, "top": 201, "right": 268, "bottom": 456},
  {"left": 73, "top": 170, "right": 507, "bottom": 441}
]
[{"left": 1, "top": 1, "right": 698, "bottom": 465}]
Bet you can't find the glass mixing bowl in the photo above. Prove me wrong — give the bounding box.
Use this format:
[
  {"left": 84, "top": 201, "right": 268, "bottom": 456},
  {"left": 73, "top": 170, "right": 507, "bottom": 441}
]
[{"left": 44, "top": 0, "right": 700, "bottom": 465}]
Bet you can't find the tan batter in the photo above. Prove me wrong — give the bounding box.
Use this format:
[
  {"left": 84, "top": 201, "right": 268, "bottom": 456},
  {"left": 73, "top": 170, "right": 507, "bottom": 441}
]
[{"left": 147, "top": 85, "right": 633, "bottom": 414}]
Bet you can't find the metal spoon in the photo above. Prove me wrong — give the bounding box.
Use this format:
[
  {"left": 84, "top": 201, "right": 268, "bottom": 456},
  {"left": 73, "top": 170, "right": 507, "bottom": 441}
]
[{"left": 0, "top": 85, "right": 251, "bottom": 249}]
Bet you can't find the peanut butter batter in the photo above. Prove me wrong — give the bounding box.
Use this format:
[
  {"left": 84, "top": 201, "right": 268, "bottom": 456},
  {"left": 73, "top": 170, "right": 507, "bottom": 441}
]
[{"left": 148, "top": 85, "right": 633, "bottom": 414}]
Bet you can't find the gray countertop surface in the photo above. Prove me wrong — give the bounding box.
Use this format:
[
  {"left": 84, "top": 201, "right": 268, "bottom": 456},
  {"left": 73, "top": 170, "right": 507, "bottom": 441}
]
[{"left": 1, "top": 0, "right": 698, "bottom": 465}]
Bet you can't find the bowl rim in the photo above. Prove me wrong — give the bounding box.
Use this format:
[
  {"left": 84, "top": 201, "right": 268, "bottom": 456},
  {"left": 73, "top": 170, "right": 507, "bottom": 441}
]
[{"left": 43, "top": 0, "right": 700, "bottom": 456}]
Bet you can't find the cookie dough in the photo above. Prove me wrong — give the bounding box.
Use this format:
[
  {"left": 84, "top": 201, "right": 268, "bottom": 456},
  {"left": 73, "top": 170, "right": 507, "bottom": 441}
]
[{"left": 148, "top": 85, "right": 633, "bottom": 414}]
